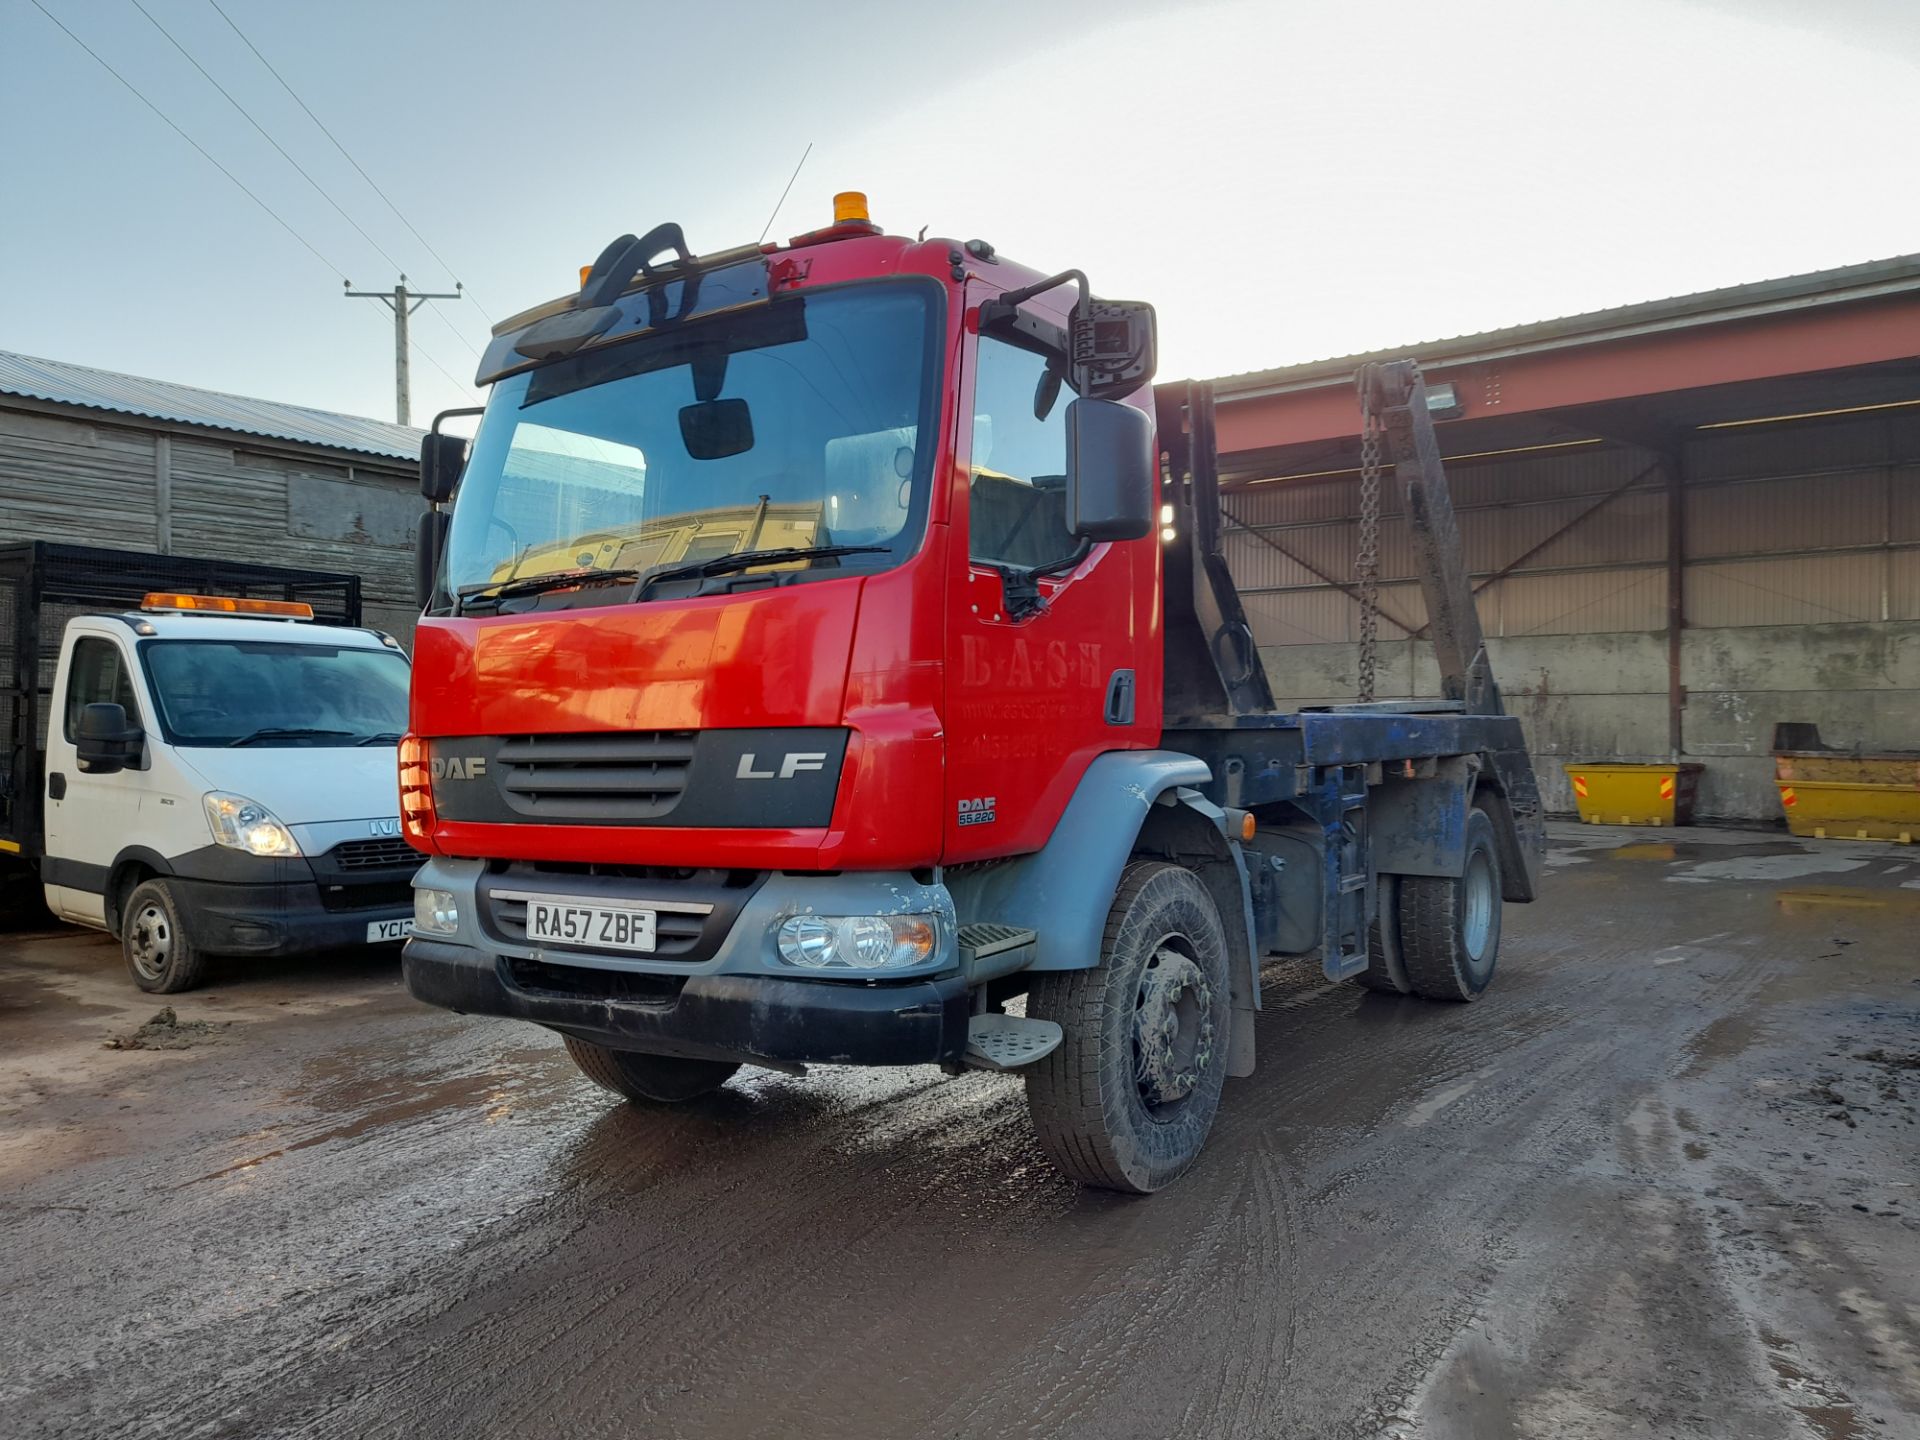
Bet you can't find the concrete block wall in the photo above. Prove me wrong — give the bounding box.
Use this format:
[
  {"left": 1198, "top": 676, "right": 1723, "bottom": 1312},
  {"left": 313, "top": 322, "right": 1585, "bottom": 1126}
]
[{"left": 1260, "top": 620, "right": 1920, "bottom": 822}]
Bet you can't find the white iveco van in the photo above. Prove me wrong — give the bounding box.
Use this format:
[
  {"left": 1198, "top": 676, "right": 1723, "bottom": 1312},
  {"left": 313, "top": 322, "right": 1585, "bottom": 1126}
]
[{"left": 38, "top": 594, "right": 417, "bottom": 992}]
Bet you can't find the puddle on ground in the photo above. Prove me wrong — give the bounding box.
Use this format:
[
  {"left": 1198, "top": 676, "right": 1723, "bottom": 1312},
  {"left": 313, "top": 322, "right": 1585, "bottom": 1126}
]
[
  {"left": 1607, "top": 840, "right": 1810, "bottom": 864},
  {"left": 1763, "top": 1344, "right": 1863, "bottom": 1440}
]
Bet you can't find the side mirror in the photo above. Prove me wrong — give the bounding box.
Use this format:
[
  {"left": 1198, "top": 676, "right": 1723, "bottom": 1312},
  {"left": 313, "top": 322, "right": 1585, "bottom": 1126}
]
[
  {"left": 75, "top": 702, "right": 142, "bottom": 775},
  {"left": 1065, "top": 398, "right": 1154, "bottom": 542},
  {"left": 420, "top": 431, "right": 468, "bottom": 504},
  {"left": 416, "top": 510, "right": 451, "bottom": 611},
  {"left": 1070, "top": 299, "right": 1157, "bottom": 400}
]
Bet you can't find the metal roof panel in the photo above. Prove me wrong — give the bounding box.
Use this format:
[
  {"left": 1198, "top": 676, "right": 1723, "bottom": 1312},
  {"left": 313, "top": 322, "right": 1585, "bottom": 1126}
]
[{"left": 0, "top": 350, "right": 424, "bottom": 462}]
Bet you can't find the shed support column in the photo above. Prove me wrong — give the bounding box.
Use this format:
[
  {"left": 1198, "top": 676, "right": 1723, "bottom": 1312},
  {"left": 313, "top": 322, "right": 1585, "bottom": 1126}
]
[
  {"left": 154, "top": 434, "right": 172, "bottom": 554},
  {"left": 1665, "top": 449, "right": 1685, "bottom": 762}
]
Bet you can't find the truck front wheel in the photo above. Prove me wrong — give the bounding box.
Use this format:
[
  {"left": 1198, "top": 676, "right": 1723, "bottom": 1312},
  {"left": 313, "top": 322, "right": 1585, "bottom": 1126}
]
[
  {"left": 122, "top": 879, "right": 208, "bottom": 994},
  {"left": 1024, "top": 861, "right": 1233, "bottom": 1194},
  {"left": 561, "top": 1035, "right": 740, "bottom": 1103}
]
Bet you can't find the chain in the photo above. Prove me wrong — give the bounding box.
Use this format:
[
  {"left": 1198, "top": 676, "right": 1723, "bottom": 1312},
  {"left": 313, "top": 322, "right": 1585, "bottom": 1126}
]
[{"left": 1354, "top": 370, "right": 1384, "bottom": 703}]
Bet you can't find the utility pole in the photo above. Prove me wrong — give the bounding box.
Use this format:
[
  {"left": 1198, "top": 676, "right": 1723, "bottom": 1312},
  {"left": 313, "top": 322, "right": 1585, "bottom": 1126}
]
[{"left": 344, "top": 274, "right": 461, "bottom": 425}]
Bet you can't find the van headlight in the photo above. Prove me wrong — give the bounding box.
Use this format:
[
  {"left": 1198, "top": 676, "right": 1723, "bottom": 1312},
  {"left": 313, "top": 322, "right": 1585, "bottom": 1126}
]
[
  {"left": 775, "top": 914, "right": 938, "bottom": 971},
  {"left": 203, "top": 792, "right": 300, "bottom": 857}
]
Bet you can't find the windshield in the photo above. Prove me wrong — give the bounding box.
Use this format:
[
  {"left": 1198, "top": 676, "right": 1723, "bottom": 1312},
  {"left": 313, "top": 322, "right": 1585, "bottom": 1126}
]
[
  {"left": 141, "top": 640, "right": 410, "bottom": 746},
  {"left": 439, "top": 280, "right": 943, "bottom": 605}
]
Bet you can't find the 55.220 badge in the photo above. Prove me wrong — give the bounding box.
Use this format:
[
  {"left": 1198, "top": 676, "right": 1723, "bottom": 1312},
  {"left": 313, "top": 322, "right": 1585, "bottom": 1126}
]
[{"left": 956, "top": 796, "right": 997, "bottom": 827}]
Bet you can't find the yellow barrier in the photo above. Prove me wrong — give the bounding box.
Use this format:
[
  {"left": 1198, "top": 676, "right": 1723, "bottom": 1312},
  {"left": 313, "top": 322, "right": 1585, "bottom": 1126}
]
[{"left": 1563, "top": 762, "right": 1703, "bottom": 827}]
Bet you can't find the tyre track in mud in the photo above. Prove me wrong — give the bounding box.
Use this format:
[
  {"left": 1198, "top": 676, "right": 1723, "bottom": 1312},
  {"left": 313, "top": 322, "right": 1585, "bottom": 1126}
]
[{"left": 214, "top": 895, "right": 1786, "bottom": 1439}]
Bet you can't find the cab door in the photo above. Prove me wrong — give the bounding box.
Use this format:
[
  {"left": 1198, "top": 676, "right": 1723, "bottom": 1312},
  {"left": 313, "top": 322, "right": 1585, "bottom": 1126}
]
[
  {"left": 43, "top": 633, "right": 148, "bottom": 925},
  {"left": 942, "top": 303, "right": 1156, "bottom": 862}
]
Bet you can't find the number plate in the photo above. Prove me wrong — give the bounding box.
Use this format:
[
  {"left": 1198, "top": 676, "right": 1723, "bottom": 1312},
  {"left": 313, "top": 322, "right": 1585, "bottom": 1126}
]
[
  {"left": 367, "top": 918, "right": 414, "bottom": 943},
  {"left": 526, "top": 897, "right": 657, "bottom": 953}
]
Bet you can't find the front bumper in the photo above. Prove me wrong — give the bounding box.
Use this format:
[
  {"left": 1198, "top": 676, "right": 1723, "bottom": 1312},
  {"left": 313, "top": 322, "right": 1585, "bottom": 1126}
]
[
  {"left": 404, "top": 938, "right": 970, "bottom": 1067},
  {"left": 169, "top": 876, "right": 412, "bottom": 957}
]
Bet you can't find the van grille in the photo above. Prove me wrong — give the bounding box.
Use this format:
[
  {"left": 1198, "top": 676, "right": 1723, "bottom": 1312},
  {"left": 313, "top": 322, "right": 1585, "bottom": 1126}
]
[
  {"left": 327, "top": 836, "right": 417, "bottom": 870},
  {"left": 495, "top": 731, "right": 697, "bottom": 821}
]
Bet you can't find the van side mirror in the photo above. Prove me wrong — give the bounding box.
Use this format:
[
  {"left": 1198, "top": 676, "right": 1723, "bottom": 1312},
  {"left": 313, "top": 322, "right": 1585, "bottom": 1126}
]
[
  {"left": 75, "top": 702, "right": 142, "bottom": 775},
  {"left": 420, "top": 431, "right": 468, "bottom": 503},
  {"left": 1065, "top": 398, "right": 1154, "bottom": 542},
  {"left": 416, "top": 510, "right": 451, "bottom": 611}
]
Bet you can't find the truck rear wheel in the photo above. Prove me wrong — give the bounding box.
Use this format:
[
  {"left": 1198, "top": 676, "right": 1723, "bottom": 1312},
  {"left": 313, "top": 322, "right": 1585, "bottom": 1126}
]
[
  {"left": 1024, "top": 861, "right": 1232, "bottom": 1194},
  {"left": 122, "top": 879, "right": 208, "bottom": 994},
  {"left": 1352, "top": 872, "right": 1414, "bottom": 994},
  {"left": 1398, "top": 807, "right": 1503, "bottom": 1001},
  {"left": 561, "top": 1035, "right": 740, "bottom": 1103}
]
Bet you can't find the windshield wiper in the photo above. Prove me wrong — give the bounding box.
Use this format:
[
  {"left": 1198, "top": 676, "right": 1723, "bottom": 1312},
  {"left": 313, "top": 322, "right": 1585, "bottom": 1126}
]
[
  {"left": 355, "top": 731, "right": 404, "bottom": 747},
  {"left": 456, "top": 568, "right": 644, "bottom": 615},
  {"left": 632, "top": 545, "right": 890, "bottom": 600},
  {"left": 227, "top": 727, "right": 355, "bottom": 748}
]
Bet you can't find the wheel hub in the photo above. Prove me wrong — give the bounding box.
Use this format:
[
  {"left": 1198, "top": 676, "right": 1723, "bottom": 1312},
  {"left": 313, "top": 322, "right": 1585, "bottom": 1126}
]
[
  {"left": 1133, "top": 946, "right": 1214, "bottom": 1108},
  {"left": 130, "top": 903, "right": 171, "bottom": 979}
]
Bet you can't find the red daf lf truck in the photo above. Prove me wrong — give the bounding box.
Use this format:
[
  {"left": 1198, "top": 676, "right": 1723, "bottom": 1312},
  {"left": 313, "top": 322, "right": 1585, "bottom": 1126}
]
[{"left": 400, "top": 194, "right": 1544, "bottom": 1192}]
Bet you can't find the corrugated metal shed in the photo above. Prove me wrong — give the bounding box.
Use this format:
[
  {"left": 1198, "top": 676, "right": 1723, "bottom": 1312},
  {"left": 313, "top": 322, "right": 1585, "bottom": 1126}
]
[{"left": 0, "top": 350, "right": 422, "bottom": 462}]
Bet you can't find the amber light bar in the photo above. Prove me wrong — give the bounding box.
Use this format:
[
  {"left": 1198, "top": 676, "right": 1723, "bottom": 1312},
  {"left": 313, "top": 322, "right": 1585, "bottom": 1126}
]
[{"left": 141, "top": 592, "right": 315, "bottom": 619}]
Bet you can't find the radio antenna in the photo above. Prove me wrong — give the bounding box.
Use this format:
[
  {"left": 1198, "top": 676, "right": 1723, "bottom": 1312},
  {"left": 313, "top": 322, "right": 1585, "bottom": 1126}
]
[{"left": 757, "top": 142, "right": 814, "bottom": 245}]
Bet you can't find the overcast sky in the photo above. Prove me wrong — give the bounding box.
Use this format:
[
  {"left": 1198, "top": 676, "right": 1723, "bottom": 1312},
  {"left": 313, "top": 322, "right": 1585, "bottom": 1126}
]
[{"left": 4, "top": 0, "right": 1919, "bottom": 428}]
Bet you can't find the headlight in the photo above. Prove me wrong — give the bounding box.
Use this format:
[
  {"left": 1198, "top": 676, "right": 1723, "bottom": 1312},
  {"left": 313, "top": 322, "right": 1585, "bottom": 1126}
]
[
  {"left": 413, "top": 887, "right": 459, "bottom": 936},
  {"left": 775, "top": 914, "right": 937, "bottom": 971},
  {"left": 202, "top": 792, "right": 300, "bottom": 857}
]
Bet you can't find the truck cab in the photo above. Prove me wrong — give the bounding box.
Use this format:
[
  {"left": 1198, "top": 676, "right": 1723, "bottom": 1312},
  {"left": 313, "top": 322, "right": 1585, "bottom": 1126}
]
[{"left": 37, "top": 595, "right": 416, "bottom": 991}]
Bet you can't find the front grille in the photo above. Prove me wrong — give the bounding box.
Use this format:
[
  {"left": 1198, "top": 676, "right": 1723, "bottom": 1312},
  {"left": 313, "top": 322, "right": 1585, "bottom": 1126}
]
[
  {"left": 503, "top": 956, "right": 687, "bottom": 1005},
  {"left": 328, "top": 836, "right": 417, "bottom": 870},
  {"left": 495, "top": 731, "right": 697, "bottom": 821}
]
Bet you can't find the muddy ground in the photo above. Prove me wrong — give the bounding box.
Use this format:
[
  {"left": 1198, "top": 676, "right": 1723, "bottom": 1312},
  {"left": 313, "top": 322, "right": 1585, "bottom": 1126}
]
[{"left": 2, "top": 822, "right": 1917, "bottom": 1439}]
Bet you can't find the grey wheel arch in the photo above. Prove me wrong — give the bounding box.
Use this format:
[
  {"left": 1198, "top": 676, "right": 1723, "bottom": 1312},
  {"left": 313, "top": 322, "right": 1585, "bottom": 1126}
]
[{"left": 944, "top": 750, "right": 1261, "bottom": 1077}]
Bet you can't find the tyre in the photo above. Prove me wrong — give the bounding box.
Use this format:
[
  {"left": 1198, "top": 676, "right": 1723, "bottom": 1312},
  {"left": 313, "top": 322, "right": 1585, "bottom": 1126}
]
[
  {"left": 1352, "top": 872, "right": 1414, "bottom": 995},
  {"left": 562, "top": 1035, "right": 739, "bottom": 1103},
  {"left": 121, "top": 879, "right": 208, "bottom": 994},
  {"left": 1024, "top": 860, "right": 1233, "bottom": 1194},
  {"left": 1399, "top": 807, "right": 1503, "bottom": 1001}
]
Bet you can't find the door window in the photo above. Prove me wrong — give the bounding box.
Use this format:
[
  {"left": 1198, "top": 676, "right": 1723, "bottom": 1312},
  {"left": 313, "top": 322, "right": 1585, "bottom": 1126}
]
[
  {"left": 969, "top": 334, "right": 1080, "bottom": 570},
  {"left": 63, "top": 638, "right": 140, "bottom": 740}
]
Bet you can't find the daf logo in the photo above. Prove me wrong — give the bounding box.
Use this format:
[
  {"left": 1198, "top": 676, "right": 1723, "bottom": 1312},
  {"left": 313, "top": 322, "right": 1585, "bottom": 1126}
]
[
  {"left": 430, "top": 756, "right": 488, "bottom": 781},
  {"left": 369, "top": 818, "right": 401, "bottom": 838},
  {"left": 736, "top": 751, "right": 827, "bottom": 780}
]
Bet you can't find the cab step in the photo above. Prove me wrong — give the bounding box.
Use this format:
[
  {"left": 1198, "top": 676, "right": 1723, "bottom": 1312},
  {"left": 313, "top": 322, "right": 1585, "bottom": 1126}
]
[
  {"left": 957, "top": 922, "right": 1038, "bottom": 982},
  {"left": 964, "top": 1013, "right": 1063, "bottom": 1071}
]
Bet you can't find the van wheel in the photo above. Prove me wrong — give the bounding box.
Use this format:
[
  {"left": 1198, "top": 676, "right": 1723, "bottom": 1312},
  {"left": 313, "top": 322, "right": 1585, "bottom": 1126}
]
[
  {"left": 1024, "top": 861, "right": 1232, "bottom": 1194},
  {"left": 1399, "top": 807, "right": 1504, "bottom": 1001},
  {"left": 562, "top": 1035, "right": 739, "bottom": 1103},
  {"left": 122, "top": 880, "right": 208, "bottom": 994}
]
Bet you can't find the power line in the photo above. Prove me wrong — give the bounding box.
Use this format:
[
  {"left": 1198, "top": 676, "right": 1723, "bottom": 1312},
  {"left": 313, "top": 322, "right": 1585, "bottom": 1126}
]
[
  {"left": 127, "top": 0, "right": 413, "bottom": 277},
  {"left": 29, "top": 0, "right": 478, "bottom": 415},
  {"left": 127, "top": 0, "right": 481, "bottom": 399},
  {"left": 423, "top": 298, "right": 483, "bottom": 361},
  {"left": 25, "top": 0, "right": 346, "bottom": 280},
  {"left": 204, "top": 0, "right": 496, "bottom": 325}
]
